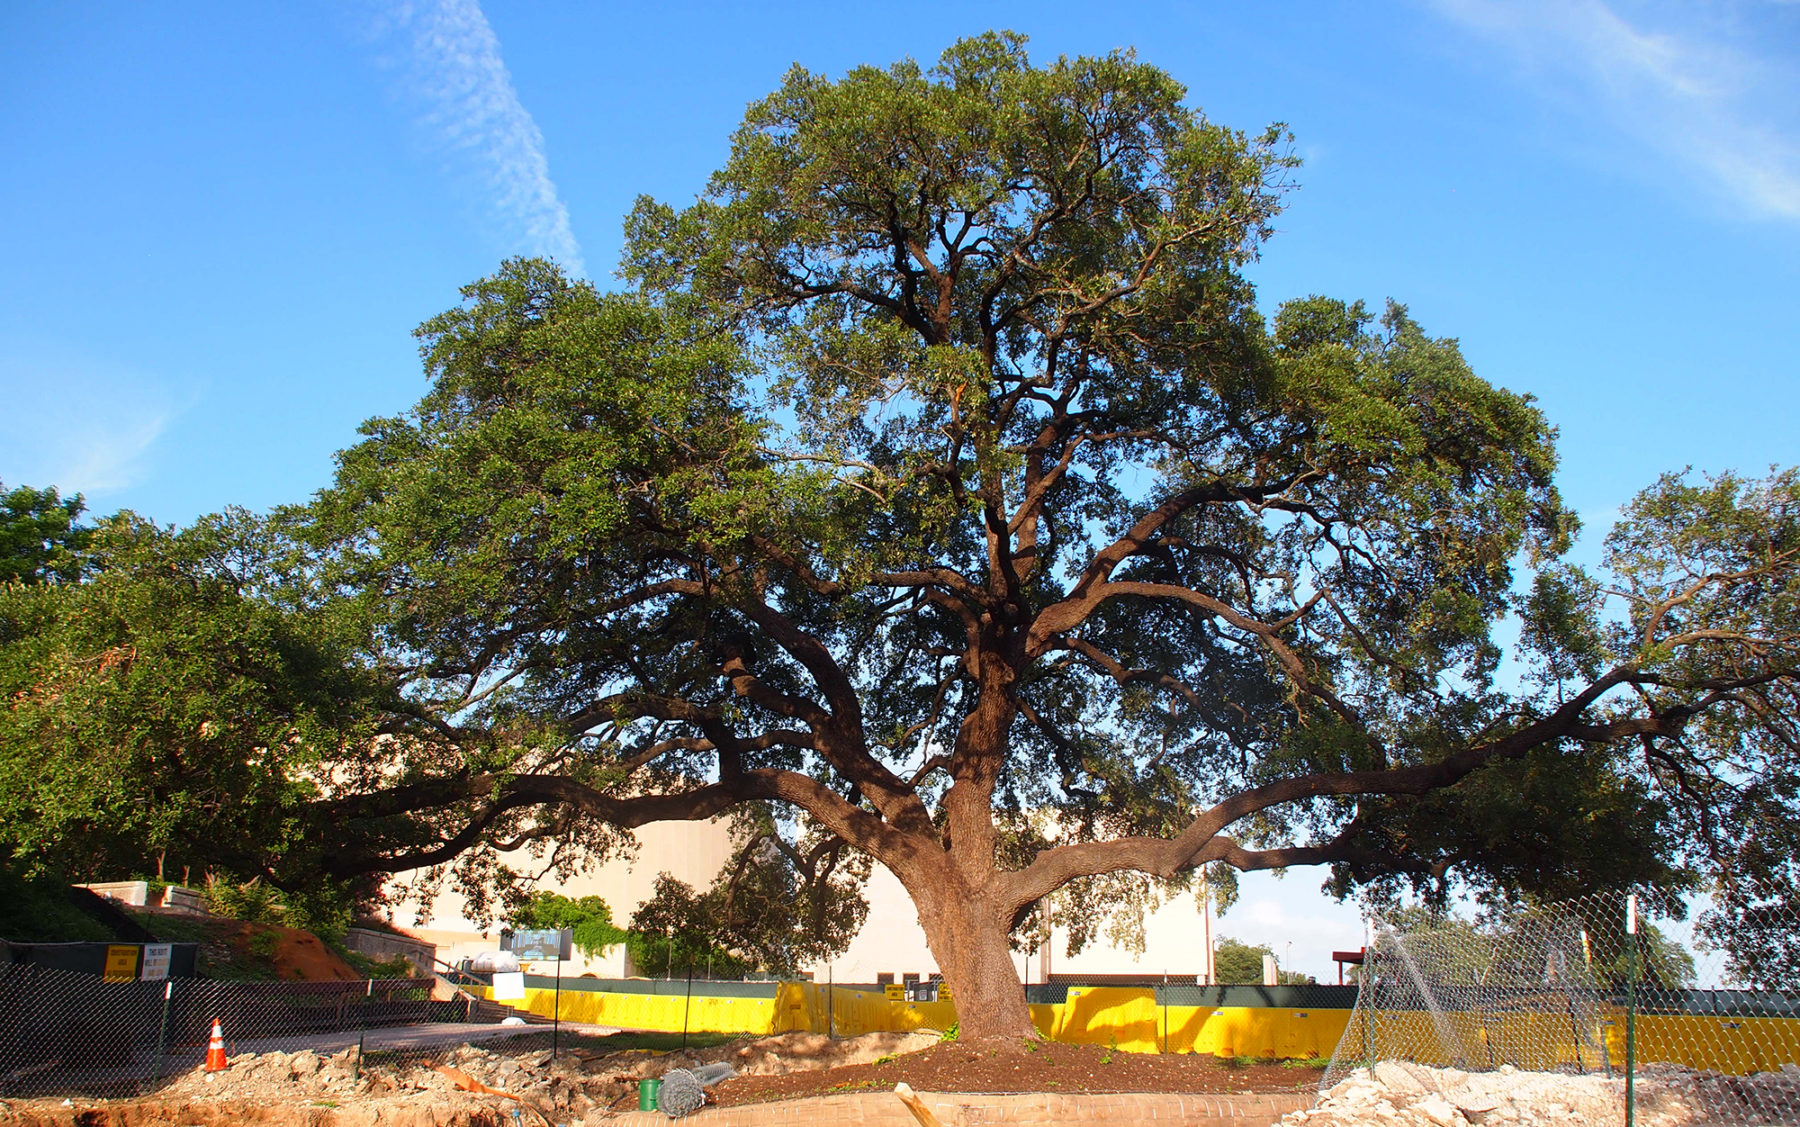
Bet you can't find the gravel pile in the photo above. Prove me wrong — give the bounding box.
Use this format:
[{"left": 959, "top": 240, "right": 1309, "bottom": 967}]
[
  {"left": 1636, "top": 1061, "right": 1800, "bottom": 1125},
  {"left": 1287, "top": 1060, "right": 1800, "bottom": 1127},
  {"left": 145, "top": 1029, "right": 940, "bottom": 1123}
]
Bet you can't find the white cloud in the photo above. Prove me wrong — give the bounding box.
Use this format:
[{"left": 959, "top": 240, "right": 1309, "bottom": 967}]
[
  {"left": 1432, "top": 0, "right": 1800, "bottom": 220},
  {"left": 0, "top": 350, "right": 176, "bottom": 498},
  {"left": 369, "top": 0, "right": 586, "bottom": 274}
]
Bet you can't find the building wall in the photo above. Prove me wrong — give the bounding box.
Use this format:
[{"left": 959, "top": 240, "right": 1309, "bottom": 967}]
[
  {"left": 800, "top": 866, "right": 1220, "bottom": 986},
  {"left": 342, "top": 926, "right": 436, "bottom": 975},
  {"left": 388, "top": 818, "right": 1225, "bottom": 986},
  {"left": 383, "top": 817, "right": 738, "bottom": 977}
]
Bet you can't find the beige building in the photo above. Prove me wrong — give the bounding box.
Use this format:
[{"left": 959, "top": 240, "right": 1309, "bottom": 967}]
[
  {"left": 386, "top": 818, "right": 737, "bottom": 978},
  {"left": 386, "top": 818, "right": 1222, "bottom": 984}
]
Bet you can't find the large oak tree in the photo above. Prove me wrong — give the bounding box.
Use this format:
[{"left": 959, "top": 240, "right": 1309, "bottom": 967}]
[
  {"left": 4, "top": 35, "right": 1795, "bottom": 1037},
  {"left": 295, "top": 35, "right": 1799, "bottom": 1037}
]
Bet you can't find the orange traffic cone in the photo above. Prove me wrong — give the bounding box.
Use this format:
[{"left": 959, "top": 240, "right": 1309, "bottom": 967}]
[{"left": 204, "top": 1019, "right": 228, "bottom": 1071}]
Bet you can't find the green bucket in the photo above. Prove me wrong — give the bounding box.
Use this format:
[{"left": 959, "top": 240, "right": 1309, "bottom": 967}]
[{"left": 637, "top": 1077, "right": 661, "bottom": 1112}]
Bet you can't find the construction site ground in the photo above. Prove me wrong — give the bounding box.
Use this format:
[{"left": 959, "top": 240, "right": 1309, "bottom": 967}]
[
  {"left": 0, "top": 1028, "right": 1323, "bottom": 1126},
  {"left": 710, "top": 1038, "right": 1323, "bottom": 1104}
]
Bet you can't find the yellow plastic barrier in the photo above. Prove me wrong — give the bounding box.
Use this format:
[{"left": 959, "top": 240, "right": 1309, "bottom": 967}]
[
  {"left": 785, "top": 983, "right": 956, "bottom": 1037},
  {"left": 477, "top": 982, "right": 1800, "bottom": 1073},
  {"left": 483, "top": 984, "right": 781, "bottom": 1034},
  {"left": 1615, "top": 1014, "right": 1800, "bottom": 1077},
  {"left": 481, "top": 981, "right": 1346, "bottom": 1057}
]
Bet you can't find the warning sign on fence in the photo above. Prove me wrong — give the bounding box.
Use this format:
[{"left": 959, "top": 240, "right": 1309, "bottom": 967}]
[
  {"left": 102, "top": 945, "right": 139, "bottom": 981},
  {"left": 139, "top": 944, "right": 172, "bottom": 981}
]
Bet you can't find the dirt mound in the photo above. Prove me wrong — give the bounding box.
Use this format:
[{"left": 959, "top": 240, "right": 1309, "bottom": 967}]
[
  {"left": 252, "top": 923, "right": 360, "bottom": 982},
  {"left": 713, "top": 1040, "right": 1324, "bottom": 1106},
  {"left": 206, "top": 919, "right": 360, "bottom": 981},
  {"left": 133, "top": 911, "right": 362, "bottom": 981},
  {"left": 716, "top": 1030, "right": 939, "bottom": 1077}
]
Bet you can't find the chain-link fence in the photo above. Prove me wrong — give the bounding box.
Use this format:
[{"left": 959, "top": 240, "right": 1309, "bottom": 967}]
[
  {"left": 0, "top": 961, "right": 574, "bottom": 1100},
  {"left": 1321, "top": 892, "right": 1800, "bottom": 1126}
]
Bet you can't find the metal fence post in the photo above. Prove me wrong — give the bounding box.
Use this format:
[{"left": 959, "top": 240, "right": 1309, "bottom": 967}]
[
  {"left": 1364, "top": 916, "right": 1376, "bottom": 1073},
  {"left": 151, "top": 979, "right": 173, "bottom": 1089},
  {"left": 355, "top": 979, "right": 371, "bottom": 1080},
  {"left": 1625, "top": 893, "right": 1638, "bottom": 1127},
  {"left": 681, "top": 963, "right": 693, "bottom": 1049},
  {"left": 1160, "top": 984, "right": 1169, "bottom": 1054}
]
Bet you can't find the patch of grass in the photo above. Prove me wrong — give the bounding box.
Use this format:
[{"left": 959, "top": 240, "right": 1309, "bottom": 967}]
[
  {"left": 125, "top": 911, "right": 279, "bottom": 981},
  {"left": 246, "top": 929, "right": 281, "bottom": 960},
  {"left": 872, "top": 1053, "right": 896, "bottom": 1065},
  {"left": 131, "top": 912, "right": 211, "bottom": 944},
  {"left": 826, "top": 1079, "right": 880, "bottom": 1093},
  {"left": 0, "top": 873, "right": 115, "bottom": 942},
  {"left": 938, "top": 1022, "right": 959, "bottom": 1044},
  {"left": 311, "top": 1100, "right": 339, "bottom": 1108},
  {"left": 338, "top": 947, "right": 416, "bottom": 980},
  {"left": 1022, "top": 1038, "right": 1040, "bottom": 1053},
  {"left": 1283, "top": 1055, "right": 1332, "bottom": 1069}
]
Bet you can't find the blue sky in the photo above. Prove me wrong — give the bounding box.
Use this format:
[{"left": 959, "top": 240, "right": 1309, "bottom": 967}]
[{"left": 3, "top": 0, "right": 1796, "bottom": 975}]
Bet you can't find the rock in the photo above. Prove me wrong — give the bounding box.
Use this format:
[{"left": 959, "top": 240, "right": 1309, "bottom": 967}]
[
  {"left": 1340, "top": 1081, "right": 1382, "bottom": 1106},
  {"left": 289, "top": 1049, "right": 321, "bottom": 1077},
  {"left": 1415, "top": 1093, "right": 1462, "bottom": 1126},
  {"left": 1447, "top": 1087, "right": 1504, "bottom": 1116},
  {"left": 1376, "top": 1061, "right": 1431, "bottom": 1094}
]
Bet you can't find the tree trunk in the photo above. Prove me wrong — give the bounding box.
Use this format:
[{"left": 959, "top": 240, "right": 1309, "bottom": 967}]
[{"left": 911, "top": 877, "right": 1035, "bottom": 1040}]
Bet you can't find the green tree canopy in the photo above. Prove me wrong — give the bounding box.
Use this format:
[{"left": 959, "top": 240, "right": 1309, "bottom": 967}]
[
  {"left": 1212, "top": 937, "right": 1306, "bottom": 985},
  {"left": 0, "top": 512, "right": 394, "bottom": 903},
  {"left": 0, "top": 481, "right": 92, "bottom": 585},
  {"left": 508, "top": 891, "right": 628, "bottom": 959}
]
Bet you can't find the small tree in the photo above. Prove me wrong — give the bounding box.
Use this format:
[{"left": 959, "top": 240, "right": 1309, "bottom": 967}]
[
  {"left": 509, "top": 891, "right": 628, "bottom": 959},
  {"left": 1213, "top": 937, "right": 1305, "bottom": 985}
]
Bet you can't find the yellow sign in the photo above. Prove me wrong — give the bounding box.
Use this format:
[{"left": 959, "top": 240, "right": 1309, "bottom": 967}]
[
  {"left": 937, "top": 982, "right": 953, "bottom": 1001},
  {"left": 103, "top": 945, "right": 140, "bottom": 982},
  {"left": 883, "top": 983, "right": 905, "bottom": 1000}
]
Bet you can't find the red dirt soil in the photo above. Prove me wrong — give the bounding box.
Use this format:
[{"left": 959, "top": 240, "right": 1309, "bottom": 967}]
[
  {"left": 711, "top": 1041, "right": 1326, "bottom": 1106},
  {"left": 232, "top": 920, "right": 361, "bottom": 981}
]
